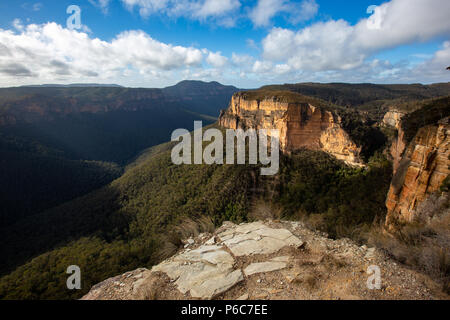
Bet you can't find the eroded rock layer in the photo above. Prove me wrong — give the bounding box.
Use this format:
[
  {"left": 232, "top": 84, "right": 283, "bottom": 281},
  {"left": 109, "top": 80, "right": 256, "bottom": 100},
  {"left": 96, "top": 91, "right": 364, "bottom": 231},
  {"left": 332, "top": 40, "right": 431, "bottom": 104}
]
[
  {"left": 218, "top": 92, "right": 362, "bottom": 166},
  {"left": 385, "top": 117, "right": 450, "bottom": 227}
]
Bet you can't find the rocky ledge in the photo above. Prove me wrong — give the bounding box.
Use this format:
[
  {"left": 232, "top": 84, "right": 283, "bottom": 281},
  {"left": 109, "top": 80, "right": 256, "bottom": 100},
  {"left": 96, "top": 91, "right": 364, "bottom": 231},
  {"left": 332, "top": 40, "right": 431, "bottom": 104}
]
[{"left": 82, "top": 220, "right": 447, "bottom": 300}]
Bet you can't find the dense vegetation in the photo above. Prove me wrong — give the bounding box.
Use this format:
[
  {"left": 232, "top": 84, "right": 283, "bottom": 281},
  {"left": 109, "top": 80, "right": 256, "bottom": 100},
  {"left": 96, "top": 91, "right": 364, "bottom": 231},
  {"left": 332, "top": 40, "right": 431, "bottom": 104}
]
[{"left": 275, "top": 150, "right": 392, "bottom": 240}]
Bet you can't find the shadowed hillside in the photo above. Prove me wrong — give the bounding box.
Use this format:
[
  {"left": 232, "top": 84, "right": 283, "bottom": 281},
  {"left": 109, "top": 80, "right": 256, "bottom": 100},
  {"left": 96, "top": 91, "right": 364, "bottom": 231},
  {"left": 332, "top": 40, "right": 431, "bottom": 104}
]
[{"left": 0, "top": 81, "right": 238, "bottom": 228}]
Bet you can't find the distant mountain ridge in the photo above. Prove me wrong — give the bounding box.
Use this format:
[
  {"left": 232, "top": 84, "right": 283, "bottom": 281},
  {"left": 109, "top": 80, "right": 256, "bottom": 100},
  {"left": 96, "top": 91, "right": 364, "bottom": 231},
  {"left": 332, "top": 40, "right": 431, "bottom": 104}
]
[
  {"left": 21, "top": 84, "right": 124, "bottom": 88},
  {"left": 258, "top": 82, "right": 450, "bottom": 120},
  {"left": 0, "top": 80, "right": 239, "bottom": 124}
]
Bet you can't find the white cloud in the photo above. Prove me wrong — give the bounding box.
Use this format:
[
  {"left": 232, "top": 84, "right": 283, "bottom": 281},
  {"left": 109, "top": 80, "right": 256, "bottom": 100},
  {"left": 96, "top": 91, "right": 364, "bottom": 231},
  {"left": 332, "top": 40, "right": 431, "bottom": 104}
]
[
  {"left": 12, "top": 19, "right": 24, "bottom": 31},
  {"left": 249, "top": 0, "right": 285, "bottom": 27},
  {"left": 121, "top": 0, "right": 318, "bottom": 27},
  {"left": 289, "top": 0, "right": 318, "bottom": 24},
  {"left": 0, "top": 22, "right": 204, "bottom": 86},
  {"left": 407, "top": 41, "right": 450, "bottom": 81},
  {"left": 262, "top": 0, "right": 450, "bottom": 72},
  {"left": 231, "top": 53, "right": 254, "bottom": 66},
  {"left": 252, "top": 60, "right": 273, "bottom": 73},
  {"left": 246, "top": 39, "right": 258, "bottom": 50},
  {"left": 194, "top": 0, "right": 241, "bottom": 18},
  {"left": 121, "top": 0, "right": 240, "bottom": 24},
  {"left": 206, "top": 51, "right": 228, "bottom": 67},
  {"left": 246, "top": 42, "right": 450, "bottom": 85},
  {"left": 249, "top": 0, "right": 318, "bottom": 27}
]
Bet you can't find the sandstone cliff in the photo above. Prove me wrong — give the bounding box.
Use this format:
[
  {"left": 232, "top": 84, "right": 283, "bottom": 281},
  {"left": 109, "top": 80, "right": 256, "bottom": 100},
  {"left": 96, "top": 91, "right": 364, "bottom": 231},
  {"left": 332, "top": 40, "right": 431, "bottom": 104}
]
[
  {"left": 382, "top": 110, "right": 406, "bottom": 130},
  {"left": 218, "top": 92, "right": 363, "bottom": 166},
  {"left": 385, "top": 117, "right": 450, "bottom": 228},
  {"left": 384, "top": 110, "right": 406, "bottom": 174},
  {"left": 82, "top": 220, "right": 446, "bottom": 300}
]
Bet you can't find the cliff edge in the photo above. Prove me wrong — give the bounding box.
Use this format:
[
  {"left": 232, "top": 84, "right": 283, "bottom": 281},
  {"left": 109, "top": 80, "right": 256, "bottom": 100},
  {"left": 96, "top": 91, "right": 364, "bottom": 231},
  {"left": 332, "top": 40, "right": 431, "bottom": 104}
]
[
  {"left": 218, "top": 92, "right": 363, "bottom": 166},
  {"left": 82, "top": 220, "right": 446, "bottom": 300}
]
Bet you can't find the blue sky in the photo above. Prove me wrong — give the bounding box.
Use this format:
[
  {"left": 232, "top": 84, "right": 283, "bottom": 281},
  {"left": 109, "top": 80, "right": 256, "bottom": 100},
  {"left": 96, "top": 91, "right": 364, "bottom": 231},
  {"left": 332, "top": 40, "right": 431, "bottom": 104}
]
[{"left": 0, "top": 0, "right": 449, "bottom": 87}]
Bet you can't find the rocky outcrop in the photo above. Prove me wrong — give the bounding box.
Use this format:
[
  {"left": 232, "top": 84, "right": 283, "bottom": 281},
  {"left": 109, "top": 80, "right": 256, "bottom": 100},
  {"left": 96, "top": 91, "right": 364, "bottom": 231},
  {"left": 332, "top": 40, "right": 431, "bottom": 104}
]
[
  {"left": 385, "top": 118, "right": 450, "bottom": 228},
  {"left": 389, "top": 124, "right": 407, "bottom": 175},
  {"left": 218, "top": 93, "right": 363, "bottom": 166},
  {"left": 383, "top": 110, "right": 405, "bottom": 129},
  {"left": 82, "top": 220, "right": 445, "bottom": 300},
  {"left": 383, "top": 109, "right": 408, "bottom": 174}
]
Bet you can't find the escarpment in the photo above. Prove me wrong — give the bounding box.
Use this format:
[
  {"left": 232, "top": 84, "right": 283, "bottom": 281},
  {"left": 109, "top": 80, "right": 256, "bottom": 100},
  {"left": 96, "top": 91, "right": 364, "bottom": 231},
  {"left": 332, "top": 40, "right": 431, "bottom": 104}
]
[
  {"left": 218, "top": 92, "right": 363, "bottom": 166},
  {"left": 385, "top": 117, "right": 450, "bottom": 228}
]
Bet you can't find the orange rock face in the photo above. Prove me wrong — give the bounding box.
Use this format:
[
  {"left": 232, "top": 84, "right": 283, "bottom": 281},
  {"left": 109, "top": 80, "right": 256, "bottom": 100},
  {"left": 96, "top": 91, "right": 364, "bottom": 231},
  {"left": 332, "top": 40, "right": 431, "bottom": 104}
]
[
  {"left": 218, "top": 93, "right": 363, "bottom": 166},
  {"left": 385, "top": 118, "right": 450, "bottom": 228}
]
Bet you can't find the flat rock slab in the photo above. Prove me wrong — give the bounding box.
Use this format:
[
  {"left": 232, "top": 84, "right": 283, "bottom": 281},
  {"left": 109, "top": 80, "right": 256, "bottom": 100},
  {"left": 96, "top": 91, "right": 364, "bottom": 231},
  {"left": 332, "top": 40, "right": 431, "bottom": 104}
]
[
  {"left": 149, "top": 221, "right": 303, "bottom": 299},
  {"left": 190, "top": 269, "right": 244, "bottom": 299},
  {"left": 219, "top": 222, "right": 303, "bottom": 256},
  {"left": 271, "top": 256, "right": 291, "bottom": 262},
  {"left": 152, "top": 243, "right": 242, "bottom": 299},
  {"left": 244, "top": 261, "right": 287, "bottom": 276}
]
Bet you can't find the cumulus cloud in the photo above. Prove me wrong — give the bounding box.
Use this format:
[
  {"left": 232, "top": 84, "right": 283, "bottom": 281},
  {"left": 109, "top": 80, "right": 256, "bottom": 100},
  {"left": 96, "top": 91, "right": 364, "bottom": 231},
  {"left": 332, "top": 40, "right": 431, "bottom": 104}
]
[
  {"left": 231, "top": 53, "right": 254, "bottom": 66},
  {"left": 249, "top": 0, "right": 318, "bottom": 27},
  {"left": 0, "top": 22, "right": 205, "bottom": 86},
  {"left": 292, "top": 0, "right": 319, "bottom": 23},
  {"left": 262, "top": 0, "right": 450, "bottom": 72},
  {"left": 246, "top": 42, "right": 450, "bottom": 85},
  {"left": 0, "top": 63, "right": 34, "bottom": 77},
  {"left": 249, "top": 0, "right": 284, "bottom": 27},
  {"left": 206, "top": 51, "right": 228, "bottom": 67}
]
